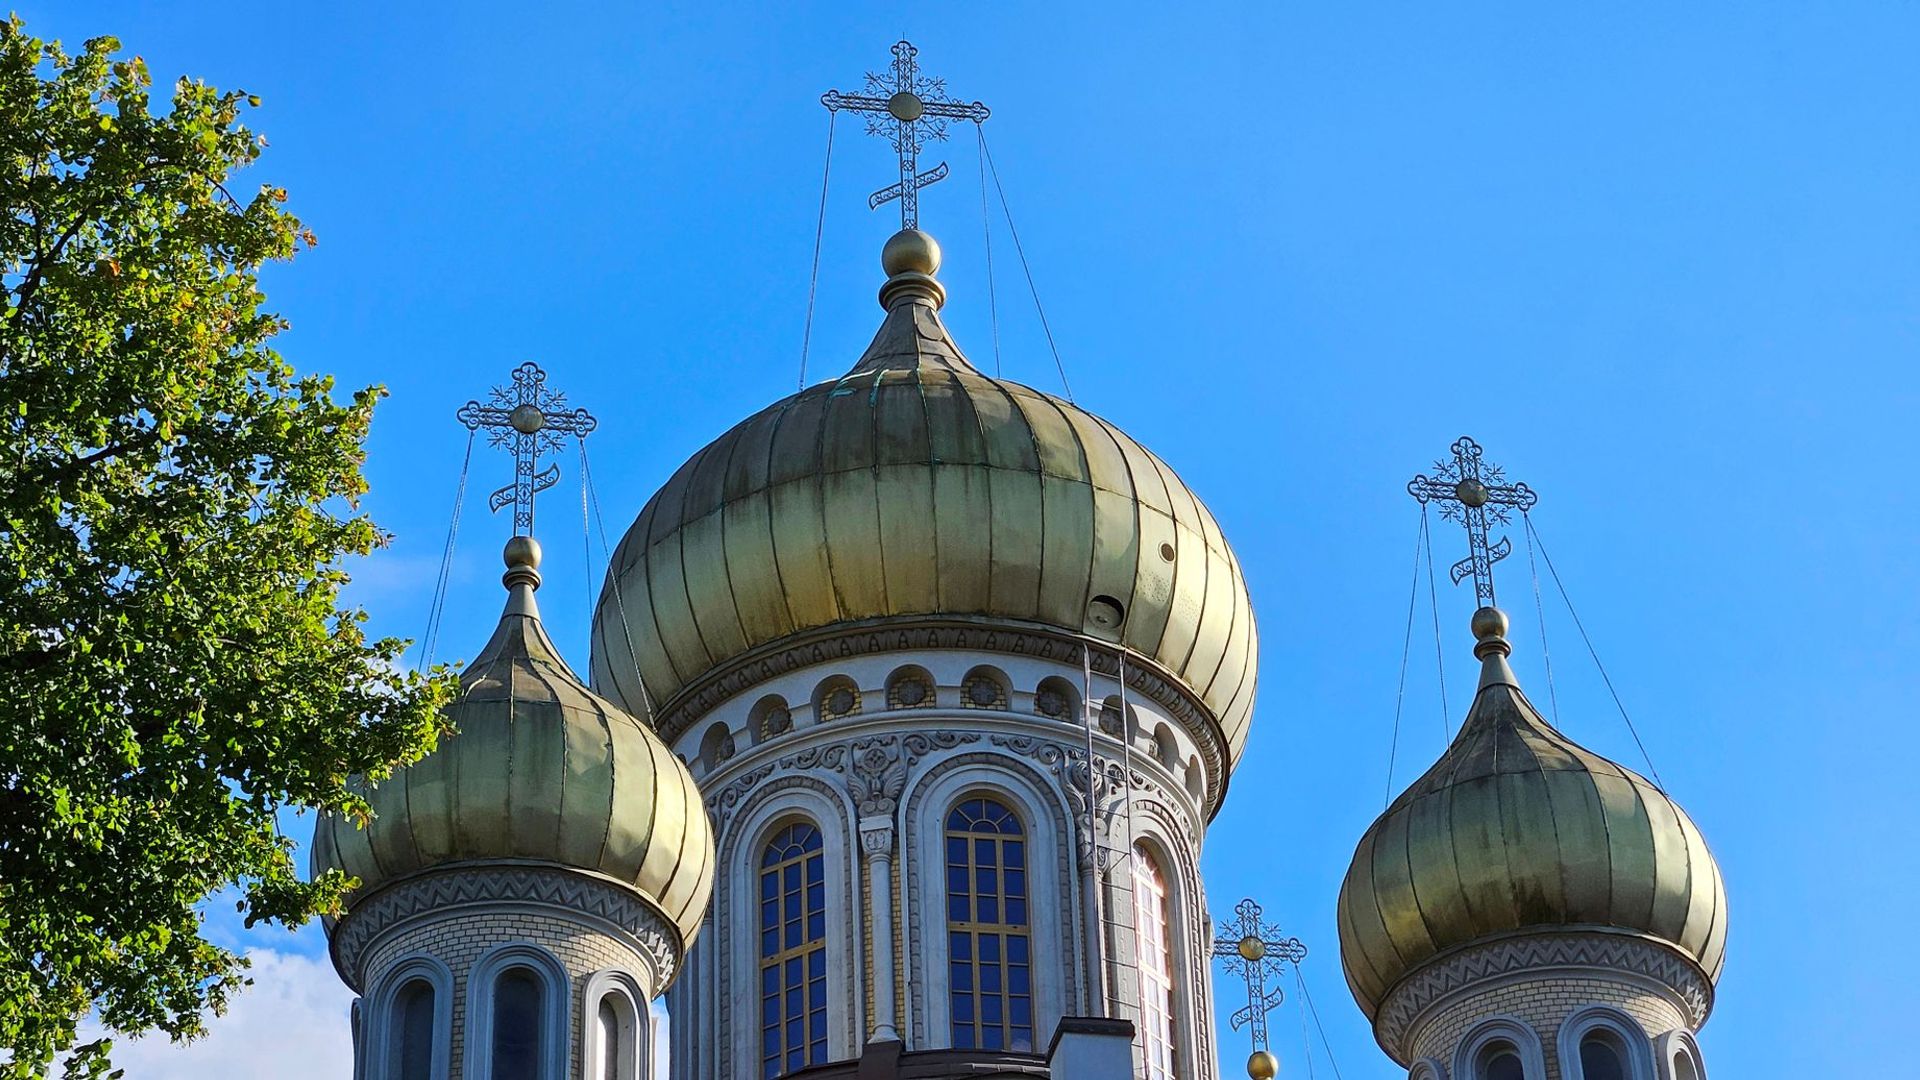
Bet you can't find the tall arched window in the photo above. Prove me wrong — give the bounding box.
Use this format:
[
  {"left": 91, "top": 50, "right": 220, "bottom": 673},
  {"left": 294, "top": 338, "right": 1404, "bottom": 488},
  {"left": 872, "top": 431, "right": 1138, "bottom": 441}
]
[
  {"left": 491, "top": 968, "right": 544, "bottom": 1078},
  {"left": 760, "top": 822, "right": 827, "bottom": 1077},
  {"left": 389, "top": 979, "right": 435, "bottom": 1080},
  {"left": 945, "top": 797, "right": 1033, "bottom": 1052},
  {"left": 1132, "top": 846, "right": 1178, "bottom": 1080}
]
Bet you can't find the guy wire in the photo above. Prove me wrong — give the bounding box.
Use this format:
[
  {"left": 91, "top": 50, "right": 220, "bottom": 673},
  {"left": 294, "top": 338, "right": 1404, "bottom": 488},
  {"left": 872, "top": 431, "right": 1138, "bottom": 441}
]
[
  {"left": 1420, "top": 507, "right": 1451, "bottom": 737},
  {"left": 975, "top": 124, "right": 1004, "bottom": 377},
  {"left": 1524, "top": 513, "right": 1666, "bottom": 791},
  {"left": 416, "top": 430, "right": 474, "bottom": 670},
  {"left": 580, "top": 441, "right": 656, "bottom": 721},
  {"left": 1385, "top": 512, "right": 1425, "bottom": 808},
  {"left": 978, "top": 127, "right": 1074, "bottom": 402},
  {"left": 1522, "top": 511, "right": 1561, "bottom": 725},
  {"left": 798, "top": 110, "right": 837, "bottom": 390}
]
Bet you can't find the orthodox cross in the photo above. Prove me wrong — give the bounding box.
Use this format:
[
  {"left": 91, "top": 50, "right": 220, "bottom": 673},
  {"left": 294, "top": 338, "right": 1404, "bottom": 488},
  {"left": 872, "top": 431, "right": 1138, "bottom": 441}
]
[
  {"left": 1211, "top": 898, "right": 1308, "bottom": 1057},
  {"left": 1407, "top": 436, "right": 1538, "bottom": 609},
  {"left": 822, "top": 39, "right": 991, "bottom": 230},
  {"left": 456, "top": 362, "right": 596, "bottom": 536}
]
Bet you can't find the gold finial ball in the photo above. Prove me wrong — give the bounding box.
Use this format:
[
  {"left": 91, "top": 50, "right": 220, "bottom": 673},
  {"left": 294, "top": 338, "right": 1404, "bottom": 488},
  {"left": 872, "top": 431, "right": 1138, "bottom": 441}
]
[
  {"left": 504, "top": 535, "right": 543, "bottom": 570},
  {"left": 509, "top": 403, "right": 546, "bottom": 434},
  {"left": 1454, "top": 477, "right": 1490, "bottom": 507},
  {"left": 1471, "top": 605, "right": 1508, "bottom": 642},
  {"left": 887, "top": 90, "right": 924, "bottom": 121},
  {"left": 1248, "top": 1049, "right": 1280, "bottom": 1079},
  {"left": 1237, "top": 935, "right": 1266, "bottom": 962},
  {"left": 882, "top": 228, "right": 941, "bottom": 278}
]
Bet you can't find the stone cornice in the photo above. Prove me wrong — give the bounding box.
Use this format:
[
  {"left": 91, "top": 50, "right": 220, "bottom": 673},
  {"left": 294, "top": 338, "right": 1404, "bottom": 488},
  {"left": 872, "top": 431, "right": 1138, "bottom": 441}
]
[
  {"left": 646, "top": 615, "right": 1233, "bottom": 817},
  {"left": 1373, "top": 928, "right": 1715, "bottom": 1062},
  {"left": 327, "top": 862, "right": 681, "bottom": 995}
]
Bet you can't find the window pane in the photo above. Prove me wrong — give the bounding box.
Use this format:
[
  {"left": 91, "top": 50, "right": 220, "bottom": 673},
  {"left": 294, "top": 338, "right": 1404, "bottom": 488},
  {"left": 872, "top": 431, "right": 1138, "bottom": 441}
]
[
  {"left": 391, "top": 979, "right": 434, "bottom": 1080},
  {"left": 945, "top": 796, "right": 1032, "bottom": 1052},
  {"left": 1579, "top": 1037, "right": 1626, "bottom": 1080},
  {"left": 1133, "top": 847, "right": 1179, "bottom": 1080},
  {"left": 1485, "top": 1049, "right": 1526, "bottom": 1080},
  {"left": 491, "top": 969, "right": 542, "bottom": 1079},
  {"left": 759, "top": 821, "right": 830, "bottom": 1075}
]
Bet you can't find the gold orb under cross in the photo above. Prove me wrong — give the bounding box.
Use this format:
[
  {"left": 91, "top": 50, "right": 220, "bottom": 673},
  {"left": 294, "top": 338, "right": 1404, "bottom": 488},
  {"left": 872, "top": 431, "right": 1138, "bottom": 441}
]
[
  {"left": 1454, "top": 477, "right": 1490, "bottom": 507},
  {"left": 1237, "top": 935, "right": 1266, "bottom": 962},
  {"left": 1248, "top": 1049, "right": 1280, "bottom": 1078},
  {"left": 509, "top": 403, "right": 546, "bottom": 434},
  {"left": 887, "top": 91, "right": 924, "bottom": 121}
]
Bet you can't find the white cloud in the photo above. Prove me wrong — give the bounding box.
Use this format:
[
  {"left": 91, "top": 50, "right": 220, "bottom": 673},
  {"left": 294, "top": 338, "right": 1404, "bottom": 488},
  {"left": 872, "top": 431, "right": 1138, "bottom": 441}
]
[{"left": 81, "top": 950, "right": 353, "bottom": 1080}]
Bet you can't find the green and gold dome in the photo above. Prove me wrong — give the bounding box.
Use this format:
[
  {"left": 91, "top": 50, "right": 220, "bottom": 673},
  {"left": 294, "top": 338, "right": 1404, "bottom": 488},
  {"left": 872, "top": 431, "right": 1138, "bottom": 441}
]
[
  {"left": 311, "top": 538, "right": 715, "bottom": 950},
  {"left": 1336, "top": 607, "right": 1727, "bottom": 1022},
  {"left": 588, "top": 231, "right": 1258, "bottom": 767}
]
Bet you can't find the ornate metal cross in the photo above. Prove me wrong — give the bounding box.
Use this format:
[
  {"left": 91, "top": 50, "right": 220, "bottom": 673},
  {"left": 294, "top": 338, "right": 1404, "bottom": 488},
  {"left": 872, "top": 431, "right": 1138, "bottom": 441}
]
[
  {"left": 456, "top": 362, "right": 596, "bottom": 536},
  {"left": 1407, "top": 436, "right": 1538, "bottom": 609},
  {"left": 822, "top": 39, "right": 991, "bottom": 230},
  {"left": 1211, "top": 898, "right": 1308, "bottom": 1056}
]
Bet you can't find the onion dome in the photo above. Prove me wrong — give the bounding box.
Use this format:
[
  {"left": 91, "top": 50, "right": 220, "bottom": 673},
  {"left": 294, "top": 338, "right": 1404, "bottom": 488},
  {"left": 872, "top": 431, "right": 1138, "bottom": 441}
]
[
  {"left": 1336, "top": 607, "right": 1727, "bottom": 1022},
  {"left": 312, "top": 537, "right": 715, "bottom": 948},
  {"left": 590, "top": 230, "right": 1257, "bottom": 762}
]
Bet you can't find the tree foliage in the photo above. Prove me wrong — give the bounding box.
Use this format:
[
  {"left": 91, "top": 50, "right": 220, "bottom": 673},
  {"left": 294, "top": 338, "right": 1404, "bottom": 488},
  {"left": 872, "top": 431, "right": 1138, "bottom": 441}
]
[{"left": 0, "top": 19, "right": 454, "bottom": 1076}]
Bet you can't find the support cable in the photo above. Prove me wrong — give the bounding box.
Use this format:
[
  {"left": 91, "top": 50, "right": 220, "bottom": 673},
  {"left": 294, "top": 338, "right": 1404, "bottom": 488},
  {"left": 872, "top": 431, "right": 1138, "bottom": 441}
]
[
  {"left": 798, "top": 110, "right": 837, "bottom": 390},
  {"left": 1523, "top": 513, "right": 1666, "bottom": 790},
  {"left": 1294, "top": 965, "right": 1347, "bottom": 1080},
  {"left": 974, "top": 125, "right": 1004, "bottom": 377},
  {"left": 580, "top": 441, "right": 656, "bottom": 721},
  {"left": 1384, "top": 514, "right": 1425, "bottom": 807},
  {"left": 1297, "top": 964, "right": 1318, "bottom": 1080},
  {"left": 1420, "top": 507, "right": 1451, "bottom": 738},
  {"left": 1522, "top": 514, "right": 1561, "bottom": 725},
  {"left": 414, "top": 430, "right": 474, "bottom": 669},
  {"left": 977, "top": 128, "right": 1074, "bottom": 402}
]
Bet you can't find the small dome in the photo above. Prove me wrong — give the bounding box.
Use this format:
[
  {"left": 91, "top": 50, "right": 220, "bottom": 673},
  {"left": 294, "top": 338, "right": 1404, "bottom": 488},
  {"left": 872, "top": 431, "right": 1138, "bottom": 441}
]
[
  {"left": 1336, "top": 611, "right": 1727, "bottom": 1021},
  {"left": 312, "top": 542, "right": 715, "bottom": 949},
  {"left": 590, "top": 232, "right": 1258, "bottom": 764}
]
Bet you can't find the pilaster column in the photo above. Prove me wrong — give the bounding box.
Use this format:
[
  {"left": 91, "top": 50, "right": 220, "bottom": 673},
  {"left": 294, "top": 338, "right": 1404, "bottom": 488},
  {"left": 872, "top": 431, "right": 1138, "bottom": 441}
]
[{"left": 860, "top": 818, "right": 900, "bottom": 1043}]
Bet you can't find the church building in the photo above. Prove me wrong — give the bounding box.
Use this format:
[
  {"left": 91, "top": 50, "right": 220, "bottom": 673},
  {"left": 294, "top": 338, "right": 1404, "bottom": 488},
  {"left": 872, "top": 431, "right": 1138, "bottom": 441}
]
[{"left": 309, "top": 41, "right": 1727, "bottom": 1080}]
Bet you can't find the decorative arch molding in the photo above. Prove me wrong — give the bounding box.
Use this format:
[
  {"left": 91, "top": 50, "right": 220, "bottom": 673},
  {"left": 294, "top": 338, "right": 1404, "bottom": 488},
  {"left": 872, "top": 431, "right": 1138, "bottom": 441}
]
[
  {"left": 463, "top": 942, "right": 570, "bottom": 1080},
  {"left": 581, "top": 968, "right": 648, "bottom": 1080},
  {"left": 1453, "top": 1015, "right": 1548, "bottom": 1080},
  {"left": 1558, "top": 1005, "right": 1657, "bottom": 1080},
  {"left": 1409, "top": 1057, "right": 1447, "bottom": 1080},
  {"left": 712, "top": 777, "right": 859, "bottom": 1080},
  {"left": 362, "top": 953, "right": 452, "bottom": 1080},
  {"left": 1654, "top": 1030, "right": 1706, "bottom": 1080},
  {"left": 902, "top": 752, "right": 1077, "bottom": 1049}
]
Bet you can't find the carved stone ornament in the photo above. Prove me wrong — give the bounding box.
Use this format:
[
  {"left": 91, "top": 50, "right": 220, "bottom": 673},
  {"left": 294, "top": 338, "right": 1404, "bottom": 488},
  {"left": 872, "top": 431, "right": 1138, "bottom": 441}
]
[
  {"left": 1374, "top": 930, "right": 1716, "bottom": 1059},
  {"left": 646, "top": 619, "right": 1229, "bottom": 812},
  {"left": 848, "top": 737, "right": 909, "bottom": 817},
  {"left": 330, "top": 863, "right": 680, "bottom": 993}
]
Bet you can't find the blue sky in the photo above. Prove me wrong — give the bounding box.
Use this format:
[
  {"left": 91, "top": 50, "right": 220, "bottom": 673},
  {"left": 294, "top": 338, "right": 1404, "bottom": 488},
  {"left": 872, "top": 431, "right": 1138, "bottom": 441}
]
[{"left": 27, "top": 3, "right": 1918, "bottom": 1076}]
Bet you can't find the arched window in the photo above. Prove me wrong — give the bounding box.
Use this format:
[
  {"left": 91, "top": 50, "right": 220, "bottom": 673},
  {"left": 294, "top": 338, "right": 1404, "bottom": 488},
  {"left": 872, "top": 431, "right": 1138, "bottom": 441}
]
[
  {"left": 1479, "top": 1045, "right": 1526, "bottom": 1080},
  {"left": 1132, "top": 846, "right": 1178, "bottom": 1080},
  {"left": 1579, "top": 1034, "right": 1628, "bottom": 1080},
  {"left": 491, "top": 968, "right": 544, "bottom": 1078},
  {"left": 945, "top": 797, "right": 1033, "bottom": 1052},
  {"left": 760, "top": 822, "right": 827, "bottom": 1077},
  {"left": 389, "top": 979, "right": 436, "bottom": 1080},
  {"left": 1671, "top": 1052, "right": 1700, "bottom": 1080}
]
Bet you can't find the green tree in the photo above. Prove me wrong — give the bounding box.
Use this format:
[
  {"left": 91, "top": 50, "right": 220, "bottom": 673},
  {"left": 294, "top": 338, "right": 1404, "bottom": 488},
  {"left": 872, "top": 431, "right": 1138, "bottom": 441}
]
[{"left": 0, "top": 20, "right": 454, "bottom": 1077}]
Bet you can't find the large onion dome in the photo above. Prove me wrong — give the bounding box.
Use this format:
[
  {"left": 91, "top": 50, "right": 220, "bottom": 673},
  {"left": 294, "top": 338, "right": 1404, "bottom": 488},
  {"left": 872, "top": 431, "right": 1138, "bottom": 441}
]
[
  {"left": 312, "top": 538, "right": 715, "bottom": 948},
  {"left": 589, "top": 230, "right": 1257, "bottom": 762},
  {"left": 1336, "top": 607, "right": 1727, "bottom": 1021}
]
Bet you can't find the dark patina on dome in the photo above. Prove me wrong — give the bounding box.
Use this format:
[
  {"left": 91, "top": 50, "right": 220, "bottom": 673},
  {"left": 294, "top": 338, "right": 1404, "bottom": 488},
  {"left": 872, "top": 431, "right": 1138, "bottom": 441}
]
[
  {"left": 589, "top": 232, "right": 1258, "bottom": 767},
  {"left": 1336, "top": 611, "right": 1727, "bottom": 1021}
]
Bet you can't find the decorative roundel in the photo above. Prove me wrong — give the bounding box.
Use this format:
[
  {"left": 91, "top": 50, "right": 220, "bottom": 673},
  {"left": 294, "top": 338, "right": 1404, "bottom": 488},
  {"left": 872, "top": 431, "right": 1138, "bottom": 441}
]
[
  {"left": 896, "top": 679, "right": 928, "bottom": 706},
  {"left": 967, "top": 680, "right": 999, "bottom": 707},
  {"left": 1035, "top": 689, "right": 1067, "bottom": 719},
  {"left": 827, "top": 687, "right": 857, "bottom": 716}
]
